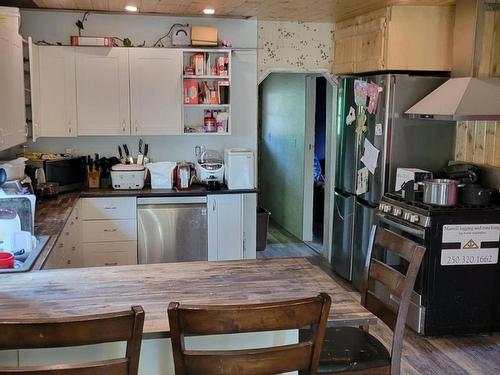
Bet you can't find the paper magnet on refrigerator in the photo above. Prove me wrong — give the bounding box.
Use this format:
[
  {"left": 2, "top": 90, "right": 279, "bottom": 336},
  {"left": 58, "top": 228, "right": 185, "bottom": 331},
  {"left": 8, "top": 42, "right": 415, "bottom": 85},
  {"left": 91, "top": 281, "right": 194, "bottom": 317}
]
[
  {"left": 346, "top": 106, "right": 356, "bottom": 126},
  {"left": 367, "top": 82, "right": 382, "bottom": 114},
  {"left": 355, "top": 106, "right": 367, "bottom": 135},
  {"left": 360, "top": 138, "right": 380, "bottom": 174},
  {"left": 354, "top": 79, "right": 368, "bottom": 106},
  {"left": 356, "top": 167, "right": 369, "bottom": 195}
]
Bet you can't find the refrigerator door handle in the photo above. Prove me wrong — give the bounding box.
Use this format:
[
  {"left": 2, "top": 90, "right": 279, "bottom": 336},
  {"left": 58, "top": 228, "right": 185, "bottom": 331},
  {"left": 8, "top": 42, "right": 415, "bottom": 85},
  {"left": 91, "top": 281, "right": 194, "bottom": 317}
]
[{"left": 335, "top": 189, "right": 351, "bottom": 199}]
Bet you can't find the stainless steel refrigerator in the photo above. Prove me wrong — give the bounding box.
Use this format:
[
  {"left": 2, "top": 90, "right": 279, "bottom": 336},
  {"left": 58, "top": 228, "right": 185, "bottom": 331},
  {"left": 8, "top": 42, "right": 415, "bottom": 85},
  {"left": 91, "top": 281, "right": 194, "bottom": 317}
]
[{"left": 332, "top": 74, "right": 456, "bottom": 291}]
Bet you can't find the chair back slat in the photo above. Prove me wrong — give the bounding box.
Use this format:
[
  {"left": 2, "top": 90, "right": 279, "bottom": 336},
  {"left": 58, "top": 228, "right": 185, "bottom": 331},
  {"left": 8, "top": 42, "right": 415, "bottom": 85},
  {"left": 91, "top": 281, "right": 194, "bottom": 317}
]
[
  {"left": 0, "top": 312, "right": 136, "bottom": 350},
  {"left": 0, "top": 306, "right": 145, "bottom": 375},
  {"left": 0, "top": 359, "right": 128, "bottom": 375},
  {"left": 361, "top": 226, "right": 426, "bottom": 375},
  {"left": 369, "top": 258, "right": 406, "bottom": 297},
  {"left": 364, "top": 290, "right": 398, "bottom": 331},
  {"left": 174, "top": 297, "right": 328, "bottom": 335},
  {"left": 168, "top": 293, "right": 331, "bottom": 375},
  {"left": 184, "top": 343, "right": 313, "bottom": 375},
  {"left": 373, "top": 227, "right": 417, "bottom": 262}
]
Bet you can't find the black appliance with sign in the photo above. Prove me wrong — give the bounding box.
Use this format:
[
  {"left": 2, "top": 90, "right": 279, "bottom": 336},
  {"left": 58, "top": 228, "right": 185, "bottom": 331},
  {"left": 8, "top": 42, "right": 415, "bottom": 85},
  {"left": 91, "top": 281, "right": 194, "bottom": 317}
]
[
  {"left": 377, "top": 193, "right": 500, "bottom": 336},
  {"left": 26, "top": 156, "right": 87, "bottom": 193}
]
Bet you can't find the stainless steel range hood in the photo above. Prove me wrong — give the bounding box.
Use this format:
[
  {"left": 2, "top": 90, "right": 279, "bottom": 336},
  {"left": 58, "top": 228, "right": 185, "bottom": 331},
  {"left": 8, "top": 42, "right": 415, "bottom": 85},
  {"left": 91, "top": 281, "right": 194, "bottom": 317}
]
[
  {"left": 406, "top": 0, "right": 500, "bottom": 121},
  {"left": 406, "top": 77, "right": 500, "bottom": 120}
]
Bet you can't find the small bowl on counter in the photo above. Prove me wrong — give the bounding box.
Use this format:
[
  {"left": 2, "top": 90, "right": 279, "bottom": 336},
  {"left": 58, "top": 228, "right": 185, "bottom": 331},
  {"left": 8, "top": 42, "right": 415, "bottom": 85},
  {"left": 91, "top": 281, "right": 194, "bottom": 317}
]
[{"left": 0, "top": 252, "right": 14, "bottom": 269}]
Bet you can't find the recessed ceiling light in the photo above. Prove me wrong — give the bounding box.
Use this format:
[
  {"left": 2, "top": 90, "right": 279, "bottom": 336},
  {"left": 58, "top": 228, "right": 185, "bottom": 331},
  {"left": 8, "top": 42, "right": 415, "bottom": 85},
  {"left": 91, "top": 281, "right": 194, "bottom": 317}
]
[
  {"left": 125, "top": 5, "right": 138, "bottom": 12},
  {"left": 203, "top": 8, "right": 215, "bottom": 15}
]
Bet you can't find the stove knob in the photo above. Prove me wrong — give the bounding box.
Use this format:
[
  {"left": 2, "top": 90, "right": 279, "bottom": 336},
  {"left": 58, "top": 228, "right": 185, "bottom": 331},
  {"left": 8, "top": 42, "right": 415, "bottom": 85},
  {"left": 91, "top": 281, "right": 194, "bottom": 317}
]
[
  {"left": 410, "top": 214, "right": 420, "bottom": 224},
  {"left": 378, "top": 203, "right": 385, "bottom": 211},
  {"left": 383, "top": 205, "right": 392, "bottom": 213},
  {"left": 393, "top": 208, "right": 402, "bottom": 217},
  {"left": 403, "top": 212, "right": 411, "bottom": 221}
]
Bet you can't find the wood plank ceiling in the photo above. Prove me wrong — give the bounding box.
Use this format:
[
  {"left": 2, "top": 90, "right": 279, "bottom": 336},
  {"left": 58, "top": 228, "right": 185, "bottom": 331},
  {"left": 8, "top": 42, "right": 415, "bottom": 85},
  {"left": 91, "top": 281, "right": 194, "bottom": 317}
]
[{"left": 25, "top": 0, "right": 456, "bottom": 22}]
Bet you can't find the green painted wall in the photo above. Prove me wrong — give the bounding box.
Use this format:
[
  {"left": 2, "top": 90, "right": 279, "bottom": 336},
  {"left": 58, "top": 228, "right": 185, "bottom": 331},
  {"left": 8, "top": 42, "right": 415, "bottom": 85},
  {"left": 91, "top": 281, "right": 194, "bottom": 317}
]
[{"left": 260, "top": 73, "right": 306, "bottom": 239}]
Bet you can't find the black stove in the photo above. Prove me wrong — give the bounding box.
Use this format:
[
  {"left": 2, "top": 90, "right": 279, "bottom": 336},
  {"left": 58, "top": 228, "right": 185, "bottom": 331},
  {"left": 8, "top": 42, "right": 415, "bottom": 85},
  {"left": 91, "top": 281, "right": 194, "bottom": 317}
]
[{"left": 376, "top": 193, "right": 500, "bottom": 336}]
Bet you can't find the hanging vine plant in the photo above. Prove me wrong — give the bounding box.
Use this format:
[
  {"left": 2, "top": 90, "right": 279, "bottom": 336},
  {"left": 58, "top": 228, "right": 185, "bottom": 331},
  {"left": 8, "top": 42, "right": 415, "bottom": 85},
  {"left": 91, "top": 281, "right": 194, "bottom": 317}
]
[{"left": 75, "top": 11, "right": 90, "bottom": 36}]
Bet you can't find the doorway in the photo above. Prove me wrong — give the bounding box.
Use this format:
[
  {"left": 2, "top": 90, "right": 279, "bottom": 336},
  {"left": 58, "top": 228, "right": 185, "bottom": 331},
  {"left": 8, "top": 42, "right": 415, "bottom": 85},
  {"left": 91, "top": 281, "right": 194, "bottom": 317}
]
[
  {"left": 307, "top": 76, "right": 327, "bottom": 253},
  {"left": 257, "top": 72, "right": 335, "bottom": 259}
]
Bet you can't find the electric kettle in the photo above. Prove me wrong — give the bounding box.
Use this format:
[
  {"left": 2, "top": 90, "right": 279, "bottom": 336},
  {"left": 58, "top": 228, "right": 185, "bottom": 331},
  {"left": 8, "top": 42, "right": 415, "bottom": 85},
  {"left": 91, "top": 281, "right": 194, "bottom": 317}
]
[{"left": 0, "top": 208, "right": 21, "bottom": 251}]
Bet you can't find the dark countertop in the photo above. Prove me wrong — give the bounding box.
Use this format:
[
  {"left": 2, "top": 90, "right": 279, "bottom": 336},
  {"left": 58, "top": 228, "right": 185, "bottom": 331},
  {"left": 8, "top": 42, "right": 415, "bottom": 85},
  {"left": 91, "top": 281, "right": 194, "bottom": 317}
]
[
  {"left": 80, "top": 185, "right": 258, "bottom": 198},
  {"left": 31, "top": 186, "right": 257, "bottom": 270},
  {"left": 35, "top": 191, "right": 81, "bottom": 236}
]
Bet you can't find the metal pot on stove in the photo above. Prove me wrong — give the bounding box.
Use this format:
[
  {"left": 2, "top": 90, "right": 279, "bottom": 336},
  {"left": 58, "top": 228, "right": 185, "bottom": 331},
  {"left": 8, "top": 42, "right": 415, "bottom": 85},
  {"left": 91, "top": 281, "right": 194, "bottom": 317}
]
[{"left": 421, "top": 179, "right": 459, "bottom": 206}]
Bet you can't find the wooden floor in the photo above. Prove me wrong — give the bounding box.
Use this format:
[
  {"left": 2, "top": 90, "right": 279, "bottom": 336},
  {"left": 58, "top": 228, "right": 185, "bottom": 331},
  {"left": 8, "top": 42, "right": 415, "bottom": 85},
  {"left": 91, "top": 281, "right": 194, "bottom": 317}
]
[{"left": 258, "top": 223, "right": 500, "bottom": 375}]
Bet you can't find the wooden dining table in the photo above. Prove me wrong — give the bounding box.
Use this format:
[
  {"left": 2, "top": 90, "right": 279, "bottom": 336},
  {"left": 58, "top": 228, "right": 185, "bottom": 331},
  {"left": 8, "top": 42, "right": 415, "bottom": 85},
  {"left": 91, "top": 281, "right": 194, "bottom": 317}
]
[
  {"left": 0, "top": 257, "right": 376, "bottom": 336},
  {"left": 0, "top": 257, "right": 377, "bottom": 374}
]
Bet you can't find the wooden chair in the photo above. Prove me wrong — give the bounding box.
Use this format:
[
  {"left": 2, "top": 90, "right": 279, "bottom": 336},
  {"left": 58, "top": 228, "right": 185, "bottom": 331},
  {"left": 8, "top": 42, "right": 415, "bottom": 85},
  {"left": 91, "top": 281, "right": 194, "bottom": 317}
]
[
  {"left": 0, "top": 306, "right": 145, "bottom": 375},
  {"left": 168, "top": 293, "right": 332, "bottom": 375},
  {"left": 315, "top": 226, "right": 426, "bottom": 375}
]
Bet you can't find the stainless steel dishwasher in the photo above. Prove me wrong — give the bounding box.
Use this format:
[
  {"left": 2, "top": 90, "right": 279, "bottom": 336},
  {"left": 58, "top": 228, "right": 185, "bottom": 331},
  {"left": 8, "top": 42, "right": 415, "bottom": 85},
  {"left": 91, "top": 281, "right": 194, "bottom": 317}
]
[{"left": 137, "top": 196, "right": 208, "bottom": 264}]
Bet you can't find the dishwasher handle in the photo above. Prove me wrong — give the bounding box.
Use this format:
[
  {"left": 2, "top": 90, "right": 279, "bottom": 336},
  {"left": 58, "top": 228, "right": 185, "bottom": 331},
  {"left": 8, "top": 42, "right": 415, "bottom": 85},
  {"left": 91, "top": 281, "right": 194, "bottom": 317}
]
[{"left": 137, "top": 196, "right": 207, "bottom": 205}]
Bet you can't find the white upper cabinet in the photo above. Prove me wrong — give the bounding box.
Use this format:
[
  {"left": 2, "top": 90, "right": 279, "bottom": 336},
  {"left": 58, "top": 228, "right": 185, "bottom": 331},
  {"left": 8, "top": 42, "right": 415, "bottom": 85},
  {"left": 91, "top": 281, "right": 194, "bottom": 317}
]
[
  {"left": 32, "top": 46, "right": 77, "bottom": 138},
  {"left": 129, "top": 48, "right": 182, "bottom": 135},
  {"left": 0, "top": 8, "right": 26, "bottom": 151},
  {"left": 76, "top": 47, "right": 130, "bottom": 136}
]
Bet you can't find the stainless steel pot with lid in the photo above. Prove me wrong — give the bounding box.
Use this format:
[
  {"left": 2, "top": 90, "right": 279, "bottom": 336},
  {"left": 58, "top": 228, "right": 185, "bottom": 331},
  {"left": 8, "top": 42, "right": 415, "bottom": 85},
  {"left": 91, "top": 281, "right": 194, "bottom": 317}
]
[{"left": 422, "top": 179, "right": 459, "bottom": 206}]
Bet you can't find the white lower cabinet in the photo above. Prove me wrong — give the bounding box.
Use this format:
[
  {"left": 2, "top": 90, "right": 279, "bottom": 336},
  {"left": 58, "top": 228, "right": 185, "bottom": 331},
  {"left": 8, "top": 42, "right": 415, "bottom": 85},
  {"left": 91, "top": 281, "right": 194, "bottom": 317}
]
[
  {"left": 82, "top": 219, "right": 137, "bottom": 243},
  {"left": 43, "top": 202, "right": 82, "bottom": 269},
  {"left": 208, "top": 194, "right": 243, "bottom": 261},
  {"left": 45, "top": 194, "right": 255, "bottom": 269},
  {"left": 80, "top": 197, "right": 138, "bottom": 268},
  {"left": 82, "top": 242, "right": 137, "bottom": 267}
]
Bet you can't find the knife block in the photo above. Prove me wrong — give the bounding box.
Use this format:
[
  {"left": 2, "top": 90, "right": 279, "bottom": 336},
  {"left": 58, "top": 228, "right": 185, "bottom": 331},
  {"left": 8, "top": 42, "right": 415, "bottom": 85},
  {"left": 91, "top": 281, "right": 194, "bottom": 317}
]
[{"left": 87, "top": 169, "right": 100, "bottom": 189}]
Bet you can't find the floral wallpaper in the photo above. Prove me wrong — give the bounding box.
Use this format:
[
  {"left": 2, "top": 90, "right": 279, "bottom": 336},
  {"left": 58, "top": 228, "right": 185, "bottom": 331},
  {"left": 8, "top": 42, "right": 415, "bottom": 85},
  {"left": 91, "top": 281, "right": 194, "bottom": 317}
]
[{"left": 257, "top": 21, "right": 334, "bottom": 78}]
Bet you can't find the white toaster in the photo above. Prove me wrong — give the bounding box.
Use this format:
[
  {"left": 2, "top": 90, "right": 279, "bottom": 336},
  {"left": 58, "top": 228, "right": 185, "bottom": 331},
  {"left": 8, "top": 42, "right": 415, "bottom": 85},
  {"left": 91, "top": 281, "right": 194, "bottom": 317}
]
[{"left": 111, "top": 164, "right": 146, "bottom": 190}]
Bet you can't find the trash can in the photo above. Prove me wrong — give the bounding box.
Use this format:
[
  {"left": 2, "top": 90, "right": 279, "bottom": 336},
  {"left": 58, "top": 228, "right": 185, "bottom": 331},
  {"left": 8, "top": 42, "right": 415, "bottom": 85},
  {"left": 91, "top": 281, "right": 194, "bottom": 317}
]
[{"left": 256, "top": 208, "right": 271, "bottom": 251}]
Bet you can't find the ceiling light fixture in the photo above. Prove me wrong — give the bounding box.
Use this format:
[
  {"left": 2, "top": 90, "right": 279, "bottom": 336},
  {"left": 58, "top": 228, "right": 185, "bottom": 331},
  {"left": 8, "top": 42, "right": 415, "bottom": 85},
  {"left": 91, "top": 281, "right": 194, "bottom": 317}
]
[
  {"left": 125, "top": 5, "right": 138, "bottom": 12},
  {"left": 203, "top": 8, "right": 215, "bottom": 15}
]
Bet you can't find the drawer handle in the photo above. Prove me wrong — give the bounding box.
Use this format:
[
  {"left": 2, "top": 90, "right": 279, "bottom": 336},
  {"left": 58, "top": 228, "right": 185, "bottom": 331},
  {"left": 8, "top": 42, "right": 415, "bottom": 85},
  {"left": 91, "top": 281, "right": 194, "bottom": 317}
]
[
  {"left": 103, "top": 228, "right": 118, "bottom": 232},
  {"left": 104, "top": 207, "right": 117, "bottom": 210},
  {"left": 104, "top": 262, "right": 118, "bottom": 266}
]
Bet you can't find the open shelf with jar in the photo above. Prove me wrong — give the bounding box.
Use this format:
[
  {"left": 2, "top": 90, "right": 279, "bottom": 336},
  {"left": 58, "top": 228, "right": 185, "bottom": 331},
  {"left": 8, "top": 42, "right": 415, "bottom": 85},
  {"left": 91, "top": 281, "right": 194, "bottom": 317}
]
[{"left": 182, "top": 49, "right": 231, "bottom": 135}]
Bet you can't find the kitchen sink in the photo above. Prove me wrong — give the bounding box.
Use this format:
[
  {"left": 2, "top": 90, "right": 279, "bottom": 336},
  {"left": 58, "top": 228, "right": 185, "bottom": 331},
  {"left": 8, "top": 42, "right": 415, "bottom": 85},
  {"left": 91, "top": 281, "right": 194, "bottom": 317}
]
[{"left": 0, "top": 236, "right": 50, "bottom": 273}]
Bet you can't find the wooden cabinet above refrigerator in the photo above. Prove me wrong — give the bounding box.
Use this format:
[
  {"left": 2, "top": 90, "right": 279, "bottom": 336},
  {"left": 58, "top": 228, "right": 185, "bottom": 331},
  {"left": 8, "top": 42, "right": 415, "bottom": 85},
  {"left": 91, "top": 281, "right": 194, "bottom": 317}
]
[{"left": 332, "top": 5, "right": 454, "bottom": 75}]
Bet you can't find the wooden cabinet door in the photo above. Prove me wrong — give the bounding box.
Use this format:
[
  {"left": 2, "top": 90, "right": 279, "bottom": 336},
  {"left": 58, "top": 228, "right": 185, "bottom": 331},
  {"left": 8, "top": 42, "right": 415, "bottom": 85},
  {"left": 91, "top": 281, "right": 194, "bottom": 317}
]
[
  {"left": 35, "top": 46, "right": 77, "bottom": 137},
  {"left": 355, "top": 18, "right": 386, "bottom": 73},
  {"left": 129, "top": 48, "right": 182, "bottom": 135},
  {"left": 333, "top": 25, "right": 357, "bottom": 74},
  {"left": 76, "top": 47, "right": 130, "bottom": 136},
  {"left": 0, "top": 33, "right": 26, "bottom": 151},
  {"left": 207, "top": 194, "right": 243, "bottom": 261}
]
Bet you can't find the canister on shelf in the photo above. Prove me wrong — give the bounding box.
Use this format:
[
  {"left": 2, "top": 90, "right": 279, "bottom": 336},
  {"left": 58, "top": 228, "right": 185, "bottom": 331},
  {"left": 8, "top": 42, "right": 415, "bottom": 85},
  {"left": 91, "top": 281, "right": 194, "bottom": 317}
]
[{"left": 204, "top": 117, "right": 216, "bottom": 133}]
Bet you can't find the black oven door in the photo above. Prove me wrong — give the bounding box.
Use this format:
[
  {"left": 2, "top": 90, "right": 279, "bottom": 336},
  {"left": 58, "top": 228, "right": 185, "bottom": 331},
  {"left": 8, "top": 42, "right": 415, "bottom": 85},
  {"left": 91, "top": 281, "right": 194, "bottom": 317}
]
[
  {"left": 375, "top": 212, "right": 428, "bottom": 334},
  {"left": 376, "top": 212, "right": 428, "bottom": 294}
]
